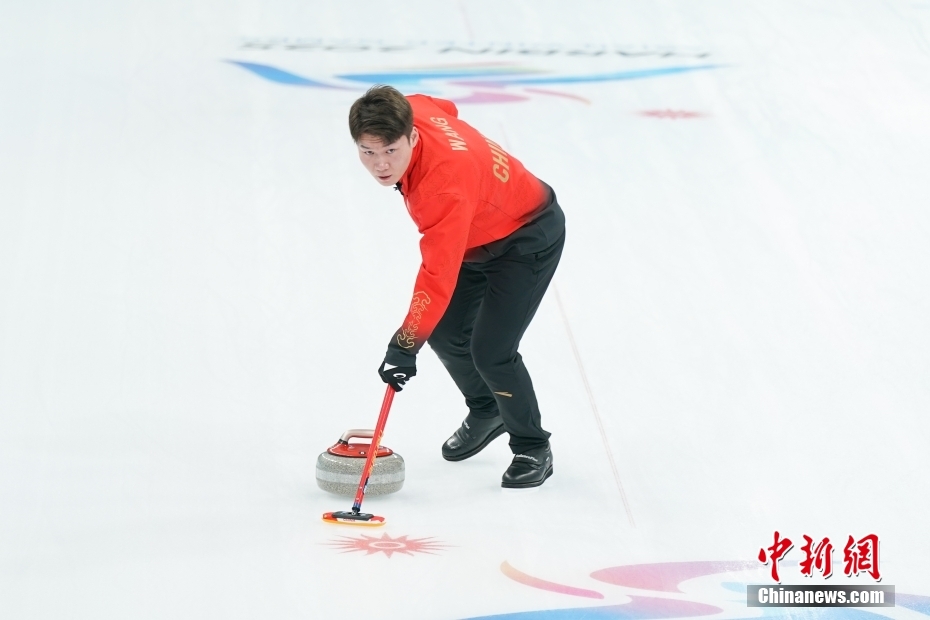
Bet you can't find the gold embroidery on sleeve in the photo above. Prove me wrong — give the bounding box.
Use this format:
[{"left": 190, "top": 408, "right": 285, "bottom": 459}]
[{"left": 396, "top": 291, "right": 432, "bottom": 349}]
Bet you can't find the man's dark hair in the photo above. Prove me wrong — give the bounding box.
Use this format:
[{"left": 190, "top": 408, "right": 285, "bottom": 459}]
[{"left": 348, "top": 85, "right": 413, "bottom": 145}]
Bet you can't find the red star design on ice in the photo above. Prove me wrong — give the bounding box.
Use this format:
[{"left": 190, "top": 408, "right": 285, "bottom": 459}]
[{"left": 325, "top": 533, "right": 450, "bottom": 558}]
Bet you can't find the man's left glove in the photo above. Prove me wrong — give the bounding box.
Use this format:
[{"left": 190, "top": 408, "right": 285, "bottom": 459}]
[{"left": 378, "top": 362, "right": 417, "bottom": 392}]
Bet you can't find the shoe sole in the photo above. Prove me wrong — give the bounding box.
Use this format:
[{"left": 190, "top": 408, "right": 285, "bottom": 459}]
[
  {"left": 442, "top": 424, "right": 506, "bottom": 462},
  {"left": 500, "top": 465, "right": 553, "bottom": 489}
]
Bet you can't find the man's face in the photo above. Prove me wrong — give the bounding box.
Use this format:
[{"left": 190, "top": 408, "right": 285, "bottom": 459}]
[{"left": 356, "top": 128, "right": 419, "bottom": 186}]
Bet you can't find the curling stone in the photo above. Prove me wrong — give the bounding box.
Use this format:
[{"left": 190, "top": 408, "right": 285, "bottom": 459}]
[{"left": 315, "top": 429, "right": 405, "bottom": 496}]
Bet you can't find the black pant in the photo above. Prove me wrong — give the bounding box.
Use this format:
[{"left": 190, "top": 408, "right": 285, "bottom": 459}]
[{"left": 427, "top": 200, "right": 565, "bottom": 453}]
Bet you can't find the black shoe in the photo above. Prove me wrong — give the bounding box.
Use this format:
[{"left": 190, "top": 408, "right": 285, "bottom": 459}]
[
  {"left": 441, "top": 414, "right": 506, "bottom": 462},
  {"left": 501, "top": 443, "right": 553, "bottom": 488}
]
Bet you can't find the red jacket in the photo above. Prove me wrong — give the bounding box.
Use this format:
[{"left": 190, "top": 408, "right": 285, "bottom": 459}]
[{"left": 388, "top": 95, "right": 547, "bottom": 362}]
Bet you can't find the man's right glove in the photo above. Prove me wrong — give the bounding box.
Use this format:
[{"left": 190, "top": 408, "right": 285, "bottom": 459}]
[{"left": 378, "top": 362, "right": 417, "bottom": 392}]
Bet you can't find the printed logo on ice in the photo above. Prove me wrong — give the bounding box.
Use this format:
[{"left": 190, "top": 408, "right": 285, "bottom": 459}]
[
  {"left": 226, "top": 40, "right": 722, "bottom": 105},
  {"left": 462, "top": 559, "right": 927, "bottom": 619}
]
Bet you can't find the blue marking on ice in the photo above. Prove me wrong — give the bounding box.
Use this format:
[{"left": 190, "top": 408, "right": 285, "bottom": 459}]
[{"left": 227, "top": 61, "right": 349, "bottom": 88}]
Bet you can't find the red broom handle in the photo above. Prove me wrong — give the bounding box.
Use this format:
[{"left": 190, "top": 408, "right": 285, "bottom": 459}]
[{"left": 350, "top": 385, "right": 396, "bottom": 512}]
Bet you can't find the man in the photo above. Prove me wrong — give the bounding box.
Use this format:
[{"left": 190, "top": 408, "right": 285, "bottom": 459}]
[{"left": 349, "top": 85, "right": 565, "bottom": 488}]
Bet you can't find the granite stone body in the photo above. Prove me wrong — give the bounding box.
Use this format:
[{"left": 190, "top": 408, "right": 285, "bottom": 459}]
[{"left": 315, "top": 451, "right": 405, "bottom": 495}]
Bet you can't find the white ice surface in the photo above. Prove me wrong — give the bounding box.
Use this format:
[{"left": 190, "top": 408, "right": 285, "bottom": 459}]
[{"left": 2, "top": 1, "right": 929, "bottom": 619}]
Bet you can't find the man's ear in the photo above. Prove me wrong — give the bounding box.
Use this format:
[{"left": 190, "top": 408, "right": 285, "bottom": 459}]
[{"left": 410, "top": 126, "right": 419, "bottom": 148}]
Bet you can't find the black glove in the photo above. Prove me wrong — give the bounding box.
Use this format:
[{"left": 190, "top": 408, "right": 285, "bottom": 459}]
[{"left": 378, "top": 362, "right": 417, "bottom": 392}]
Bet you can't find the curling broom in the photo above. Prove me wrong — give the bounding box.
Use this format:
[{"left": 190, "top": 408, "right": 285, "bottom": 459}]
[{"left": 322, "top": 385, "right": 396, "bottom": 526}]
